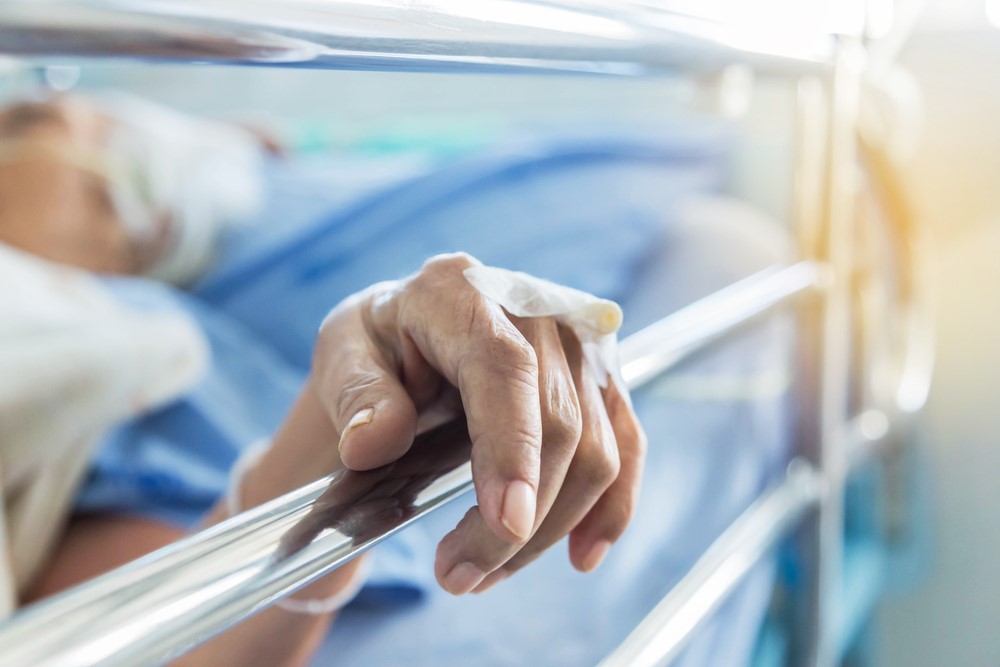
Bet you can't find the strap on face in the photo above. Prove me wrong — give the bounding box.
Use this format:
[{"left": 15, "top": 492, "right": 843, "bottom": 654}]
[
  {"left": 0, "top": 137, "right": 166, "bottom": 272},
  {"left": 0, "top": 138, "right": 122, "bottom": 183}
]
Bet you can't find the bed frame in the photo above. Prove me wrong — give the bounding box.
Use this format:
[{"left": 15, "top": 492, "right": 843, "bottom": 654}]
[{"left": 0, "top": 2, "right": 933, "bottom": 666}]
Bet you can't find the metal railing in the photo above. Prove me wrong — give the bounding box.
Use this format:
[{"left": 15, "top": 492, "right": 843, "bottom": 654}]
[
  {"left": 0, "top": 4, "right": 931, "bottom": 666},
  {"left": 599, "top": 460, "right": 824, "bottom": 667},
  {"left": 0, "top": 0, "right": 842, "bottom": 75},
  {"left": 0, "top": 263, "right": 820, "bottom": 667},
  {"left": 599, "top": 404, "right": 903, "bottom": 667}
]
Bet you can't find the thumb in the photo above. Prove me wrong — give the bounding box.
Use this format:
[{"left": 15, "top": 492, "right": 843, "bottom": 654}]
[{"left": 314, "top": 320, "right": 418, "bottom": 472}]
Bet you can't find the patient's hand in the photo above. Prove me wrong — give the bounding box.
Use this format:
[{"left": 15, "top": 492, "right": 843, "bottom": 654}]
[{"left": 305, "top": 252, "right": 647, "bottom": 595}]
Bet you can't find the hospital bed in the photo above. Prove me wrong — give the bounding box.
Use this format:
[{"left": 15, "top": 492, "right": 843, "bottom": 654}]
[{"left": 0, "top": 2, "right": 932, "bottom": 666}]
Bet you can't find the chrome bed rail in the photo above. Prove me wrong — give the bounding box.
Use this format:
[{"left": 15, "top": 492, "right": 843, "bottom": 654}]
[
  {"left": 0, "top": 263, "right": 821, "bottom": 667},
  {"left": 0, "top": 3, "right": 930, "bottom": 665},
  {"left": 599, "top": 406, "right": 900, "bottom": 667},
  {"left": 600, "top": 460, "right": 824, "bottom": 667},
  {"left": 0, "top": 0, "right": 839, "bottom": 75}
]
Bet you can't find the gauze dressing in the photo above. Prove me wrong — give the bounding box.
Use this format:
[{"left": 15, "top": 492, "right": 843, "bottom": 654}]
[
  {"left": 463, "top": 265, "right": 624, "bottom": 389},
  {"left": 96, "top": 94, "right": 265, "bottom": 285}
]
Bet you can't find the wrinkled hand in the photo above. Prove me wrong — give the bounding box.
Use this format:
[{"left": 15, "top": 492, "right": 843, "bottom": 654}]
[{"left": 312, "top": 253, "right": 647, "bottom": 594}]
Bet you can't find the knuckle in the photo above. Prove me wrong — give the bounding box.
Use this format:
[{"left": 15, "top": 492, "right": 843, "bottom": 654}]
[
  {"left": 333, "top": 371, "right": 383, "bottom": 420},
  {"left": 405, "top": 254, "right": 482, "bottom": 314},
  {"left": 421, "top": 252, "right": 479, "bottom": 276},
  {"left": 456, "top": 295, "right": 488, "bottom": 339},
  {"left": 543, "top": 405, "right": 583, "bottom": 453},
  {"left": 455, "top": 310, "right": 541, "bottom": 408},
  {"left": 414, "top": 253, "right": 481, "bottom": 294},
  {"left": 509, "top": 425, "right": 544, "bottom": 463},
  {"left": 576, "top": 437, "right": 621, "bottom": 489},
  {"left": 476, "top": 424, "right": 543, "bottom": 475},
  {"left": 490, "top": 331, "right": 538, "bottom": 371}
]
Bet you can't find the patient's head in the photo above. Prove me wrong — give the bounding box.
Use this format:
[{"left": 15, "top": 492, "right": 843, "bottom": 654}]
[
  {"left": 0, "top": 96, "right": 142, "bottom": 274},
  {"left": 0, "top": 93, "right": 269, "bottom": 283}
]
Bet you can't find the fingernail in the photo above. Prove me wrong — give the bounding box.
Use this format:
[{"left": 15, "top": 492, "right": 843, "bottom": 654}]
[
  {"left": 472, "top": 569, "right": 510, "bottom": 594},
  {"left": 501, "top": 480, "right": 536, "bottom": 542},
  {"left": 580, "top": 539, "right": 612, "bottom": 573},
  {"left": 339, "top": 408, "right": 374, "bottom": 450},
  {"left": 442, "top": 562, "right": 486, "bottom": 595}
]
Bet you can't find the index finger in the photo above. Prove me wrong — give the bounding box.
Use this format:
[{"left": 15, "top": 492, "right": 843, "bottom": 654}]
[
  {"left": 458, "top": 309, "right": 542, "bottom": 543},
  {"left": 385, "top": 254, "right": 543, "bottom": 544}
]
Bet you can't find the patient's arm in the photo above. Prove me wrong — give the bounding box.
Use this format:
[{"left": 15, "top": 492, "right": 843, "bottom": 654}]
[
  {"left": 26, "top": 386, "right": 366, "bottom": 667},
  {"left": 27, "top": 518, "right": 354, "bottom": 667},
  {"left": 13, "top": 96, "right": 646, "bottom": 665},
  {"left": 6, "top": 96, "right": 363, "bottom": 666},
  {"left": 26, "top": 254, "right": 647, "bottom": 666},
  {"left": 283, "top": 254, "right": 647, "bottom": 595}
]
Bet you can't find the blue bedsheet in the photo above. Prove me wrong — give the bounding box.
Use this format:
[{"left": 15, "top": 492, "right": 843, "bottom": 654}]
[{"left": 75, "top": 129, "right": 793, "bottom": 666}]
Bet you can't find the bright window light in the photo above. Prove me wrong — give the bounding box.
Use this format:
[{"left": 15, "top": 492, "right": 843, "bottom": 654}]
[{"left": 987, "top": 0, "right": 1000, "bottom": 28}]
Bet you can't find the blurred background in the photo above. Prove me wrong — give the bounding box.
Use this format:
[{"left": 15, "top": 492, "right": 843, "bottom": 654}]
[
  {"left": 876, "top": 2, "right": 1000, "bottom": 665},
  {"left": 0, "top": 0, "right": 997, "bottom": 664}
]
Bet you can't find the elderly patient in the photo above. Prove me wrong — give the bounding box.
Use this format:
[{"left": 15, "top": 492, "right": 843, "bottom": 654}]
[
  {"left": 0, "top": 93, "right": 794, "bottom": 666},
  {"left": 0, "top": 96, "right": 645, "bottom": 666}
]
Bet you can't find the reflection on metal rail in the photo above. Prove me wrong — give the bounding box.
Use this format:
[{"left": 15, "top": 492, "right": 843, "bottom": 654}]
[
  {"left": 599, "top": 460, "right": 824, "bottom": 667},
  {"left": 0, "top": 0, "right": 836, "bottom": 75},
  {"left": 0, "top": 261, "right": 821, "bottom": 667}
]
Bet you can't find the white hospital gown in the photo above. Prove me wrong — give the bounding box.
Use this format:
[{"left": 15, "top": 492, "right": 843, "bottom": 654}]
[{"left": 0, "top": 243, "right": 206, "bottom": 616}]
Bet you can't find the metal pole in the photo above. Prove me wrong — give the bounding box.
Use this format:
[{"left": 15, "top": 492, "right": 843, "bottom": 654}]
[
  {"left": 793, "top": 39, "right": 865, "bottom": 667},
  {"left": 598, "top": 460, "right": 824, "bottom": 667},
  {"left": 0, "top": 0, "right": 836, "bottom": 75},
  {"left": 0, "top": 263, "right": 821, "bottom": 667}
]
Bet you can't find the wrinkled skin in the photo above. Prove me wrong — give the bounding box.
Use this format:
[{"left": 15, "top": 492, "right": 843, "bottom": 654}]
[
  {"left": 304, "top": 253, "right": 648, "bottom": 594},
  {"left": 10, "top": 95, "right": 648, "bottom": 667}
]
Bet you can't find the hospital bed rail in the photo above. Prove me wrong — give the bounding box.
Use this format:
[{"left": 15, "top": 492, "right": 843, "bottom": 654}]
[
  {"left": 0, "top": 3, "right": 930, "bottom": 666},
  {"left": 601, "top": 406, "right": 901, "bottom": 667},
  {"left": 0, "top": 0, "right": 848, "bottom": 76},
  {"left": 0, "top": 262, "right": 822, "bottom": 667}
]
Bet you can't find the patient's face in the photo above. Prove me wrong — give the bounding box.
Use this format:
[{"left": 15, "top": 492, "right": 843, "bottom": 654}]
[{"left": 0, "top": 97, "right": 136, "bottom": 274}]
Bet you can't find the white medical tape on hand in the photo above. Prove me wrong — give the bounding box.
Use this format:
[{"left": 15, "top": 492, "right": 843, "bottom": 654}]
[
  {"left": 463, "top": 265, "right": 624, "bottom": 389},
  {"left": 226, "top": 440, "right": 369, "bottom": 615}
]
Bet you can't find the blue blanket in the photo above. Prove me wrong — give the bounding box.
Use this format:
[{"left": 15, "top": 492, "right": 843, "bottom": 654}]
[{"left": 75, "top": 129, "right": 792, "bottom": 666}]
